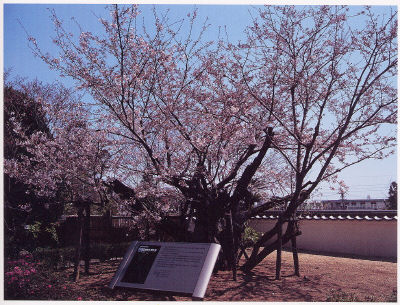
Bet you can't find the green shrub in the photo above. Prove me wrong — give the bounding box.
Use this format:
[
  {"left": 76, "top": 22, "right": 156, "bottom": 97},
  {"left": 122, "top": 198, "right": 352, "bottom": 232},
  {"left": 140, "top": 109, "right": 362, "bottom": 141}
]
[
  {"left": 25, "top": 221, "right": 60, "bottom": 249},
  {"left": 242, "top": 225, "right": 262, "bottom": 247}
]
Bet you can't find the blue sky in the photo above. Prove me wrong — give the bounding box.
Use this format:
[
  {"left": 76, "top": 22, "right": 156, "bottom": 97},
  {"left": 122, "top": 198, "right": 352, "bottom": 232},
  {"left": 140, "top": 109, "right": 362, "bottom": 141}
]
[
  {"left": 4, "top": 4, "right": 253, "bottom": 85},
  {"left": 3, "top": 4, "right": 397, "bottom": 200}
]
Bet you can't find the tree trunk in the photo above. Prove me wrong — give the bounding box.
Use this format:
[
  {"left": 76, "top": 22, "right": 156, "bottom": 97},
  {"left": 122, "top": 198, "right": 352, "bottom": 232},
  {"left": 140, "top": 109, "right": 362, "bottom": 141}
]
[
  {"left": 241, "top": 220, "right": 301, "bottom": 273},
  {"left": 83, "top": 204, "right": 91, "bottom": 274},
  {"left": 73, "top": 206, "right": 84, "bottom": 282},
  {"left": 243, "top": 222, "right": 280, "bottom": 269}
]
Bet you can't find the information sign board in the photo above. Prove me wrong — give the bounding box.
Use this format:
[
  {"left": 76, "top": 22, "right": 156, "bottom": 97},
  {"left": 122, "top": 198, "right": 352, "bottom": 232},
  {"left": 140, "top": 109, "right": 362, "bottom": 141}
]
[{"left": 109, "top": 241, "right": 221, "bottom": 299}]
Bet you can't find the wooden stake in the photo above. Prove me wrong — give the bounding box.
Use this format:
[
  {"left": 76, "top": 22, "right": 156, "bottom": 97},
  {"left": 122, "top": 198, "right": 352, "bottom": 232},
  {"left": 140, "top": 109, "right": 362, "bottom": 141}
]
[
  {"left": 275, "top": 221, "right": 282, "bottom": 280},
  {"left": 239, "top": 245, "right": 249, "bottom": 261},
  {"left": 227, "top": 211, "right": 237, "bottom": 281},
  {"left": 84, "top": 204, "right": 91, "bottom": 274},
  {"left": 73, "top": 206, "right": 84, "bottom": 282},
  {"left": 291, "top": 234, "right": 300, "bottom": 276}
]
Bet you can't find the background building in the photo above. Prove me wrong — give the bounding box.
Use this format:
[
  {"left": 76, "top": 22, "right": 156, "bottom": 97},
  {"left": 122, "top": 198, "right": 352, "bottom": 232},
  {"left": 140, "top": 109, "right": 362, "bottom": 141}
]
[{"left": 320, "top": 199, "right": 388, "bottom": 210}]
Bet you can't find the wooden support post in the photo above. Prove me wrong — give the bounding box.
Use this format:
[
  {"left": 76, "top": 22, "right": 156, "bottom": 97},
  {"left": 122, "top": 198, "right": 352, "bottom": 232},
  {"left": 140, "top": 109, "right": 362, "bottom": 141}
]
[
  {"left": 275, "top": 221, "right": 282, "bottom": 280},
  {"left": 227, "top": 211, "right": 237, "bottom": 281},
  {"left": 232, "top": 246, "right": 237, "bottom": 282},
  {"left": 104, "top": 209, "right": 112, "bottom": 242},
  {"left": 84, "top": 204, "right": 91, "bottom": 274},
  {"left": 291, "top": 234, "right": 300, "bottom": 276},
  {"left": 236, "top": 245, "right": 249, "bottom": 265},
  {"left": 73, "top": 206, "right": 84, "bottom": 282},
  {"left": 290, "top": 219, "right": 300, "bottom": 276}
]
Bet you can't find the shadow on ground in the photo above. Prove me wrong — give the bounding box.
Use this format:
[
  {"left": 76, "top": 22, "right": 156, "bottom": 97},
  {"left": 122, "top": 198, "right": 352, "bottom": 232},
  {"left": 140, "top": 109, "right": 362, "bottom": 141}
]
[{"left": 46, "top": 250, "right": 396, "bottom": 302}]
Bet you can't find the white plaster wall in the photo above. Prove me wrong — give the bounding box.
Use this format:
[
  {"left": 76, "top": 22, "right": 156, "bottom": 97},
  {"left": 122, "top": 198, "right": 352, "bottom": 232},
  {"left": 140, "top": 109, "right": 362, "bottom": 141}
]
[{"left": 249, "top": 219, "right": 397, "bottom": 258}]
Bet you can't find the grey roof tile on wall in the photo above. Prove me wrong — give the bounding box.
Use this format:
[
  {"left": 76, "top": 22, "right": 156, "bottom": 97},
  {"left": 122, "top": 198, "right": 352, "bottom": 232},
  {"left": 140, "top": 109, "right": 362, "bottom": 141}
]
[{"left": 251, "top": 210, "right": 397, "bottom": 221}]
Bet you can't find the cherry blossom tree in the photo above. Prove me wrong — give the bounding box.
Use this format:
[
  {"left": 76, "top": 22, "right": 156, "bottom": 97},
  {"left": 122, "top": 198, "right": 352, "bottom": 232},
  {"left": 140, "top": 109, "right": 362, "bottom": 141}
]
[
  {"left": 221, "top": 5, "right": 397, "bottom": 272},
  {"left": 4, "top": 79, "right": 63, "bottom": 256},
  {"left": 18, "top": 4, "right": 397, "bottom": 277},
  {"left": 4, "top": 79, "right": 112, "bottom": 280},
  {"left": 24, "top": 5, "right": 292, "bottom": 276}
]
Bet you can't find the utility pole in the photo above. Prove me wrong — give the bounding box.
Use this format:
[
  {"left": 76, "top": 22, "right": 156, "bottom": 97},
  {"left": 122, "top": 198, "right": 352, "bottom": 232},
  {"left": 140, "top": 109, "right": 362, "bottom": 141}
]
[{"left": 340, "top": 189, "right": 345, "bottom": 210}]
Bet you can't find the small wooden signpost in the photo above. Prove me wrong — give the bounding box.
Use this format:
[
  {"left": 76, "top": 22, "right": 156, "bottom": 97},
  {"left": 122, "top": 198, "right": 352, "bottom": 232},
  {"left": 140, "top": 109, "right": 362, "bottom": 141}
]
[{"left": 109, "top": 241, "right": 221, "bottom": 299}]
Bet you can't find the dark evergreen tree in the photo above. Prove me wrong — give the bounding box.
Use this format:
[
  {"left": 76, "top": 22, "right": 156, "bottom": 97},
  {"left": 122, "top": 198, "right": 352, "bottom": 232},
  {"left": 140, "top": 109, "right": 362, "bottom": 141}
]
[{"left": 388, "top": 182, "right": 397, "bottom": 210}]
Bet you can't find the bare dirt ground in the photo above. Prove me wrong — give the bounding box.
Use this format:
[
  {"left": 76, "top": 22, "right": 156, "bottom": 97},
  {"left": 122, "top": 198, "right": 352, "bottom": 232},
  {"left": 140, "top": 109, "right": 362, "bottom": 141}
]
[{"left": 61, "top": 250, "right": 397, "bottom": 302}]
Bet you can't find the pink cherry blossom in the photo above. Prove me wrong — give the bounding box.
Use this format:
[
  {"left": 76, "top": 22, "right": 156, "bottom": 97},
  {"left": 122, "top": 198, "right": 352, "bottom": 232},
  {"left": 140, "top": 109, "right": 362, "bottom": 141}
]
[{"left": 7, "top": 5, "right": 397, "bottom": 271}]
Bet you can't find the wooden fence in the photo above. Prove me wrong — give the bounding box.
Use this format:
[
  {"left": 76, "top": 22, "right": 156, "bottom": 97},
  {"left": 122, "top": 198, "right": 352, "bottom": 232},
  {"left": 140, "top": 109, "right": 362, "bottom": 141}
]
[{"left": 59, "top": 215, "right": 138, "bottom": 246}]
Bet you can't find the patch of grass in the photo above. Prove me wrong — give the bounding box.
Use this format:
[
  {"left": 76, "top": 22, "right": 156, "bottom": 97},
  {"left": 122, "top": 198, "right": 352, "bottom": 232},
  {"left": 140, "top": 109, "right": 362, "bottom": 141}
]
[
  {"left": 326, "top": 289, "right": 397, "bottom": 302},
  {"left": 326, "top": 290, "right": 361, "bottom": 302}
]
